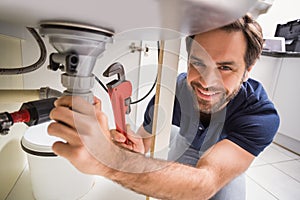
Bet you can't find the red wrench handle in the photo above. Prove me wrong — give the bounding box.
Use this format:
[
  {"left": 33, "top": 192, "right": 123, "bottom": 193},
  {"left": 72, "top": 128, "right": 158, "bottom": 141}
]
[{"left": 108, "top": 81, "right": 132, "bottom": 144}]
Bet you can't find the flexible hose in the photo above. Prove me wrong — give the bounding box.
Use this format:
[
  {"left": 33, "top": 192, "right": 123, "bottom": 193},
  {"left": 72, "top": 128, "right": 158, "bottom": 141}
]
[{"left": 0, "top": 27, "right": 47, "bottom": 75}]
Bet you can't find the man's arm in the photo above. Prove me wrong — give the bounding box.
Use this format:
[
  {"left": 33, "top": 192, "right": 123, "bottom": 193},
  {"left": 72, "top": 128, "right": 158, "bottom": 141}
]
[
  {"left": 48, "top": 96, "right": 254, "bottom": 200},
  {"left": 105, "top": 139, "right": 254, "bottom": 200}
]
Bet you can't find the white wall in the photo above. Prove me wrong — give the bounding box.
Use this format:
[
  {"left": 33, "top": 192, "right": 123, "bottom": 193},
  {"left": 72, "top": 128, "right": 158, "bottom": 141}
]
[{"left": 256, "top": 0, "right": 300, "bottom": 37}]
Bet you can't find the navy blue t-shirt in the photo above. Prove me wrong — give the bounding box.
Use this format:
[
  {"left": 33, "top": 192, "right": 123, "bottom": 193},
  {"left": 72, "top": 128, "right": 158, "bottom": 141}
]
[{"left": 143, "top": 73, "right": 280, "bottom": 158}]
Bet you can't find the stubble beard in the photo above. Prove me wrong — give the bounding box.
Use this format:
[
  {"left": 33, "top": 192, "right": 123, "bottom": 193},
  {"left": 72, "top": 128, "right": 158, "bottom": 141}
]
[{"left": 191, "top": 81, "right": 243, "bottom": 114}]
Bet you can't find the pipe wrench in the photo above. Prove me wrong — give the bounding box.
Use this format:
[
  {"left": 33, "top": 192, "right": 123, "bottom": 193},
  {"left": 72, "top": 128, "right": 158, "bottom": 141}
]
[{"left": 103, "top": 62, "right": 132, "bottom": 144}]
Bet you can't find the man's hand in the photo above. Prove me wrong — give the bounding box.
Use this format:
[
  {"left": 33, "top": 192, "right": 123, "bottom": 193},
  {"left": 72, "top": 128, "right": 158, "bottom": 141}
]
[
  {"left": 47, "top": 96, "right": 114, "bottom": 175},
  {"left": 110, "top": 126, "right": 145, "bottom": 154},
  {"left": 93, "top": 96, "right": 146, "bottom": 154}
]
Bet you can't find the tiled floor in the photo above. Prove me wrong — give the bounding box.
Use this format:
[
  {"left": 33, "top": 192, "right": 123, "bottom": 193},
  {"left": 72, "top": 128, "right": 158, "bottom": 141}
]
[{"left": 246, "top": 142, "right": 300, "bottom": 200}]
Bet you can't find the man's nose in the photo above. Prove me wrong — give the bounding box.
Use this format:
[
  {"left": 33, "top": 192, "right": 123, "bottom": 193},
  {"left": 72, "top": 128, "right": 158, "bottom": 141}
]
[{"left": 197, "top": 67, "right": 220, "bottom": 88}]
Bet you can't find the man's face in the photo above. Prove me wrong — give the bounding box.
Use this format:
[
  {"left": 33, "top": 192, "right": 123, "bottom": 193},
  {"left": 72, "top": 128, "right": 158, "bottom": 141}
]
[{"left": 187, "top": 29, "right": 251, "bottom": 114}]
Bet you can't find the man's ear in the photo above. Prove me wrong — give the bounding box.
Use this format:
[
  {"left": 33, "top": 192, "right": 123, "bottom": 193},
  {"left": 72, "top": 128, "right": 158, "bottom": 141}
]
[{"left": 243, "top": 65, "right": 254, "bottom": 82}]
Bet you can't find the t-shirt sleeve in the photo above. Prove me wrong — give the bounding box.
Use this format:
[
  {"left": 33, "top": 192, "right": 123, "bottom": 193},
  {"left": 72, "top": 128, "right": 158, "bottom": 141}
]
[{"left": 226, "top": 105, "right": 280, "bottom": 156}]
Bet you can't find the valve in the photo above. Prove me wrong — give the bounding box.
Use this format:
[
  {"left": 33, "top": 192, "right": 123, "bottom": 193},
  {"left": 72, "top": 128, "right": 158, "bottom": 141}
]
[
  {"left": 48, "top": 52, "right": 79, "bottom": 73},
  {"left": 0, "top": 98, "right": 56, "bottom": 135}
]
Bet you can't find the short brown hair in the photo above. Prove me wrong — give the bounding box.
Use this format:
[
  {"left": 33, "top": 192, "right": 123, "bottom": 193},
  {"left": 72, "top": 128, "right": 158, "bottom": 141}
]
[{"left": 186, "top": 14, "right": 263, "bottom": 69}]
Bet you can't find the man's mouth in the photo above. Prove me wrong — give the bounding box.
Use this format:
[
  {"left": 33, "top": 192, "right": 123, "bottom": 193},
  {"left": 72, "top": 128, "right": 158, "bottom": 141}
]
[
  {"left": 196, "top": 88, "right": 221, "bottom": 101},
  {"left": 190, "top": 81, "right": 224, "bottom": 101}
]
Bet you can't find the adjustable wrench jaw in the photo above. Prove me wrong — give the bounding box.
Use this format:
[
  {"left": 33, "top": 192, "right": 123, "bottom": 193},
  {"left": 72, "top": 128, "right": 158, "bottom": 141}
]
[
  {"left": 103, "top": 63, "right": 132, "bottom": 142},
  {"left": 103, "top": 62, "right": 125, "bottom": 88}
]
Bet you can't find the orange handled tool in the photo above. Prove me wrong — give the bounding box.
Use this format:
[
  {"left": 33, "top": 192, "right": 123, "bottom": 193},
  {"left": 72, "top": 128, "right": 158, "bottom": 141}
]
[{"left": 103, "top": 62, "right": 132, "bottom": 144}]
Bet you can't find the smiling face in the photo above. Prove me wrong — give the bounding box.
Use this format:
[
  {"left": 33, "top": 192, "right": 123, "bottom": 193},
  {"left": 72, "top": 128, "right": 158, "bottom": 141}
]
[{"left": 187, "top": 29, "right": 251, "bottom": 114}]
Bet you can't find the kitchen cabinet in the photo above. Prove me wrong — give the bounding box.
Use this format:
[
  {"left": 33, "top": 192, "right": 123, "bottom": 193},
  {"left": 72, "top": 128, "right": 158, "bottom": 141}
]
[
  {"left": 251, "top": 52, "right": 300, "bottom": 154},
  {"left": 250, "top": 54, "right": 282, "bottom": 99}
]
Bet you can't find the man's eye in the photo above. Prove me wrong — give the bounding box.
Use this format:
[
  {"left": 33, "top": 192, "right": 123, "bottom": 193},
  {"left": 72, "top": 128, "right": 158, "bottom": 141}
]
[
  {"left": 219, "top": 66, "right": 232, "bottom": 71},
  {"left": 192, "top": 61, "right": 205, "bottom": 67}
]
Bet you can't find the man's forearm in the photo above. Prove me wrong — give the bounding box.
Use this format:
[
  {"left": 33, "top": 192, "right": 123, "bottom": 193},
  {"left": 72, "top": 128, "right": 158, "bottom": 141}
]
[{"left": 100, "top": 148, "right": 216, "bottom": 200}]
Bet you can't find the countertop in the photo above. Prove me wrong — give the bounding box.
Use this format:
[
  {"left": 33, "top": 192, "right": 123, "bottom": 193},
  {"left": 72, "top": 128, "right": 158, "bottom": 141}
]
[
  {"left": 6, "top": 165, "right": 146, "bottom": 200},
  {"left": 262, "top": 50, "right": 300, "bottom": 58}
]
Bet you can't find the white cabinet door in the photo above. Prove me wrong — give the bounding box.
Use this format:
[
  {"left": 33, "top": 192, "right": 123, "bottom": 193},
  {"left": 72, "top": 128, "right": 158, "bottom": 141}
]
[
  {"left": 273, "top": 58, "right": 300, "bottom": 140},
  {"left": 250, "top": 55, "right": 282, "bottom": 100},
  {"left": 251, "top": 55, "right": 300, "bottom": 154}
]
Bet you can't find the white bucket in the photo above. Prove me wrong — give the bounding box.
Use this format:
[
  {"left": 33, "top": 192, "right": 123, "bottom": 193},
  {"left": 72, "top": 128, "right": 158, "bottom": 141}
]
[{"left": 21, "top": 122, "right": 95, "bottom": 200}]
